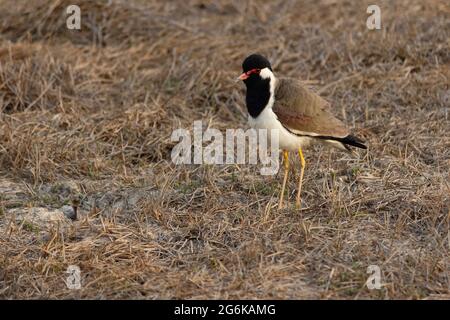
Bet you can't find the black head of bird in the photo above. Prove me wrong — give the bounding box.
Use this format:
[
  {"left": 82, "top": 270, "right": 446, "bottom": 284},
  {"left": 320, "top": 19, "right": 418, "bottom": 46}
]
[
  {"left": 237, "top": 54, "right": 273, "bottom": 83},
  {"left": 236, "top": 54, "right": 276, "bottom": 118}
]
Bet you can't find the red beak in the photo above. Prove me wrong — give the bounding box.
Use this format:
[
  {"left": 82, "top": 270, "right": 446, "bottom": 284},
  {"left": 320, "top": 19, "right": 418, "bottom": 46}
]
[{"left": 236, "top": 72, "right": 249, "bottom": 82}]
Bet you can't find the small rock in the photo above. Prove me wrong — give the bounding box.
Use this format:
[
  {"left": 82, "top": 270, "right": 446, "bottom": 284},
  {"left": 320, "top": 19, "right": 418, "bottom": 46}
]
[
  {"left": 62, "top": 205, "right": 77, "bottom": 220},
  {"left": 9, "top": 207, "right": 66, "bottom": 227}
]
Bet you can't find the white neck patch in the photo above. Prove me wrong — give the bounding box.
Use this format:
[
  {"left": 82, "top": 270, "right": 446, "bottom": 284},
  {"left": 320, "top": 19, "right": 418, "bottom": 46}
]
[
  {"left": 260, "top": 67, "right": 274, "bottom": 80},
  {"left": 260, "top": 67, "right": 277, "bottom": 109}
]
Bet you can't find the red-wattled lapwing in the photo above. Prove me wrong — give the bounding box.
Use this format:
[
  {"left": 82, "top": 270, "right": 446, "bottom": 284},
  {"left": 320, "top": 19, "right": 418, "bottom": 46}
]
[{"left": 237, "top": 54, "right": 367, "bottom": 209}]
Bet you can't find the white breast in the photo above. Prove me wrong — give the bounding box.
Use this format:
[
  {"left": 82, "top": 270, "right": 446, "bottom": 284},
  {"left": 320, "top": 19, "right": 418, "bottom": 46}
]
[{"left": 248, "top": 107, "right": 312, "bottom": 151}]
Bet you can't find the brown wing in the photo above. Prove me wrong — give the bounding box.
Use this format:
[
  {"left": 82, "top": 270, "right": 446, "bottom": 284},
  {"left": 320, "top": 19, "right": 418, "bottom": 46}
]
[{"left": 273, "top": 78, "right": 349, "bottom": 138}]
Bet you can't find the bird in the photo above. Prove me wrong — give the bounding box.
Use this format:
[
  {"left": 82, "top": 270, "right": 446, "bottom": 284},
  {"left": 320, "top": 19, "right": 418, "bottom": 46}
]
[{"left": 236, "top": 54, "right": 367, "bottom": 209}]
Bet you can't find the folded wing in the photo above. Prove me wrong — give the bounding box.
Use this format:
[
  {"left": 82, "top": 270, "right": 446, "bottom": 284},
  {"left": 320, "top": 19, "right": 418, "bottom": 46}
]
[{"left": 273, "top": 78, "right": 349, "bottom": 138}]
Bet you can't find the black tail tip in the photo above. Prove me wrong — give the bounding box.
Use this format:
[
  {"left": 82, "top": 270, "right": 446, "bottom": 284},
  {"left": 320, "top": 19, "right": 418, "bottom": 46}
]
[{"left": 342, "top": 135, "right": 367, "bottom": 150}]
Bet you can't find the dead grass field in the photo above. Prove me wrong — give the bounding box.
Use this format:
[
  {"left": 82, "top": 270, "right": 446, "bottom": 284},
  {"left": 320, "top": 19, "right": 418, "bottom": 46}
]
[{"left": 0, "top": 0, "right": 449, "bottom": 299}]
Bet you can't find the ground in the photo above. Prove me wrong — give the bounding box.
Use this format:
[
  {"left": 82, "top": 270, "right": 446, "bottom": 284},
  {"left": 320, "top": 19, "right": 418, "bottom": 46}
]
[{"left": 0, "top": 0, "right": 448, "bottom": 299}]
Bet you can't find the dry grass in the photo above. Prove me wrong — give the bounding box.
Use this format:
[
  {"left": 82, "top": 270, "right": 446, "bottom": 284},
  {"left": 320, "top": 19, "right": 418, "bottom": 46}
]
[{"left": 0, "top": 0, "right": 449, "bottom": 299}]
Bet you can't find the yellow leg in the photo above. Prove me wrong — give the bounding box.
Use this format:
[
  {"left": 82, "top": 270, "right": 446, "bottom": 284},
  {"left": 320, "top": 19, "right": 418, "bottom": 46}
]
[
  {"left": 278, "top": 150, "right": 289, "bottom": 209},
  {"left": 296, "top": 147, "right": 306, "bottom": 209}
]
